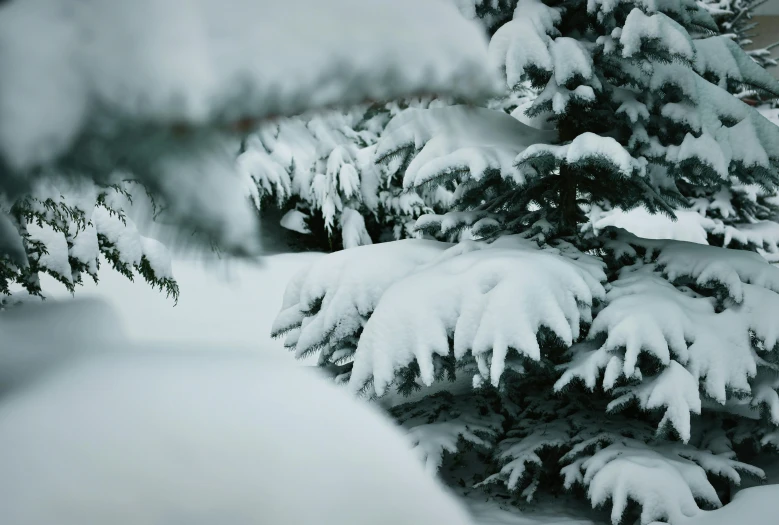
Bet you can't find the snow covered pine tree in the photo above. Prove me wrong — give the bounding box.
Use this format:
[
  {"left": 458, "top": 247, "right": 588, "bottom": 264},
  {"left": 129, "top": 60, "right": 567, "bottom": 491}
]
[{"left": 274, "top": 0, "right": 779, "bottom": 523}]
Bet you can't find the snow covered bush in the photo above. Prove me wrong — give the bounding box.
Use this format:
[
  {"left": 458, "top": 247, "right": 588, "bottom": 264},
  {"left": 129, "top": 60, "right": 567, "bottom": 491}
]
[
  {"left": 274, "top": 1, "right": 779, "bottom": 523},
  {"left": 1, "top": 180, "right": 177, "bottom": 304}
]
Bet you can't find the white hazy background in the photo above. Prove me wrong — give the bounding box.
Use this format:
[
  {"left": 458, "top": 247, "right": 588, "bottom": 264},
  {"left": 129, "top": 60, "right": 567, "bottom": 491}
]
[{"left": 38, "top": 252, "right": 323, "bottom": 359}]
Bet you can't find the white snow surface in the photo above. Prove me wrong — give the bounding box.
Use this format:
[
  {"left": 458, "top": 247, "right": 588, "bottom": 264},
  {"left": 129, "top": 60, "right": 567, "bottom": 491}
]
[
  {"left": 758, "top": 106, "right": 779, "bottom": 127},
  {"left": 0, "top": 0, "right": 499, "bottom": 173},
  {"left": 26, "top": 252, "right": 322, "bottom": 351},
  {"left": 0, "top": 302, "right": 474, "bottom": 525}
]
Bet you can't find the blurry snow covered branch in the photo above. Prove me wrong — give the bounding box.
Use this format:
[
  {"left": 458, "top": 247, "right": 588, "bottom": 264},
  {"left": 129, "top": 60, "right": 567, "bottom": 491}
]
[
  {"left": 0, "top": 0, "right": 499, "bottom": 259},
  {"left": 699, "top": 0, "right": 777, "bottom": 80}
]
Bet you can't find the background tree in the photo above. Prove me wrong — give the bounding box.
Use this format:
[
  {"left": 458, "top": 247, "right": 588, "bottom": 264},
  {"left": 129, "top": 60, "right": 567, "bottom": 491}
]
[
  {"left": 1, "top": 181, "right": 176, "bottom": 307},
  {"left": 274, "top": 1, "right": 779, "bottom": 523}
]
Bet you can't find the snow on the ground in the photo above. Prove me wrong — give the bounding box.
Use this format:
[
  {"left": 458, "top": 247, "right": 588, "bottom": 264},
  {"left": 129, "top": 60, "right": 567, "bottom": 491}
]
[
  {"left": 758, "top": 106, "right": 779, "bottom": 127},
  {"left": 589, "top": 206, "right": 711, "bottom": 244},
  {"left": 679, "top": 485, "right": 779, "bottom": 525},
  {"left": 36, "top": 252, "right": 322, "bottom": 360}
]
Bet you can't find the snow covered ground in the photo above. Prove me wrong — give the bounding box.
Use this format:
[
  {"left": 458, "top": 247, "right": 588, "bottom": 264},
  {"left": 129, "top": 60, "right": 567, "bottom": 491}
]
[
  {"left": 758, "top": 106, "right": 779, "bottom": 126},
  {"left": 24, "top": 249, "right": 779, "bottom": 525}
]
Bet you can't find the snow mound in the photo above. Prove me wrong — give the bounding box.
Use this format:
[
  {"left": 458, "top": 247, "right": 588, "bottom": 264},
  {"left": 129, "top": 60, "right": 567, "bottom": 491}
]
[
  {"left": 0, "top": 301, "right": 474, "bottom": 525},
  {"left": 518, "top": 133, "right": 645, "bottom": 178}
]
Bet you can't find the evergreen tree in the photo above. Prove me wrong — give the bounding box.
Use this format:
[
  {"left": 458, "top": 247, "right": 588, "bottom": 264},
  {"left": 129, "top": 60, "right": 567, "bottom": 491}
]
[
  {"left": 0, "top": 181, "right": 177, "bottom": 306},
  {"left": 274, "top": 1, "right": 779, "bottom": 522}
]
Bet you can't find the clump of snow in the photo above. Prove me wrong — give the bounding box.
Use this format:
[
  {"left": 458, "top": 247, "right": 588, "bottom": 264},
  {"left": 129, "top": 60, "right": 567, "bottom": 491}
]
[
  {"left": 341, "top": 208, "right": 372, "bottom": 249},
  {"left": 238, "top": 146, "right": 292, "bottom": 208},
  {"left": 279, "top": 209, "right": 311, "bottom": 235},
  {"left": 669, "top": 132, "right": 729, "bottom": 178},
  {"left": 25, "top": 222, "right": 74, "bottom": 283},
  {"left": 613, "top": 88, "right": 649, "bottom": 124},
  {"left": 376, "top": 106, "right": 556, "bottom": 189},
  {"left": 722, "top": 221, "right": 779, "bottom": 262},
  {"left": 619, "top": 9, "right": 694, "bottom": 60},
  {"left": 583, "top": 442, "right": 719, "bottom": 524},
  {"left": 272, "top": 239, "right": 451, "bottom": 358},
  {"left": 92, "top": 207, "right": 173, "bottom": 279},
  {"left": 518, "top": 133, "right": 644, "bottom": 177},
  {"left": 139, "top": 237, "right": 173, "bottom": 280},
  {"left": 489, "top": 0, "right": 561, "bottom": 88},
  {"left": 348, "top": 236, "right": 606, "bottom": 395},
  {"left": 550, "top": 37, "right": 593, "bottom": 85}
]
